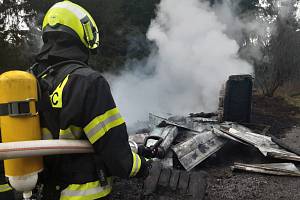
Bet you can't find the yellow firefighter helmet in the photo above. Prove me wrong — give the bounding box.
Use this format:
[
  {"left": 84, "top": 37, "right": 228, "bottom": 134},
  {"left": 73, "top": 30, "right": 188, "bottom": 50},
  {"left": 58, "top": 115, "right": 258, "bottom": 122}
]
[{"left": 42, "top": 0, "right": 99, "bottom": 50}]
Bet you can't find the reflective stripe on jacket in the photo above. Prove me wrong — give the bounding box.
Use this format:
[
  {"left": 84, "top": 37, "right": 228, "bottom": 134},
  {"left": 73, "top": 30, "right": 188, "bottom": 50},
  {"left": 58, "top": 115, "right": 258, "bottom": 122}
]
[
  {"left": 0, "top": 184, "right": 12, "bottom": 193},
  {"left": 60, "top": 179, "right": 112, "bottom": 200},
  {"left": 130, "top": 152, "right": 141, "bottom": 177},
  {"left": 84, "top": 107, "right": 125, "bottom": 144}
]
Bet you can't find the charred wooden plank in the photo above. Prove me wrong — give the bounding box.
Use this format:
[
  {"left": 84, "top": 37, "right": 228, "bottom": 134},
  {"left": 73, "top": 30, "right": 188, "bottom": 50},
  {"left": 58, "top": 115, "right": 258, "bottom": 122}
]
[
  {"left": 232, "top": 162, "right": 300, "bottom": 176},
  {"left": 158, "top": 168, "right": 172, "bottom": 188},
  {"left": 188, "top": 171, "right": 208, "bottom": 200},
  {"left": 143, "top": 162, "right": 162, "bottom": 195},
  {"left": 169, "top": 170, "right": 180, "bottom": 191},
  {"left": 177, "top": 171, "right": 190, "bottom": 193}
]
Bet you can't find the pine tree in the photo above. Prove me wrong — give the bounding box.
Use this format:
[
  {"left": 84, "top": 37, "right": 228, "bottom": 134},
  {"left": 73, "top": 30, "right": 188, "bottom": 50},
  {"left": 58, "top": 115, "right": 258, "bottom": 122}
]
[{"left": 0, "top": 0, "right": 34, "bottom": 70}]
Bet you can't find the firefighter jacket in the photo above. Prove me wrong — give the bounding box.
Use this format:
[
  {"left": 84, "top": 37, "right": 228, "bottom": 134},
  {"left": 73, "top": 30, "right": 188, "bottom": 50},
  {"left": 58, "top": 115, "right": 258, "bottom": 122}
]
[
  {"left": 34, "top": 63, "right": 147, "bottom": 200},
  {"left": 0, "top": 163, "right": 14, "bottom": 200},
  {"left": 0, "top": 131, "right": 14, "bottom": 199}
]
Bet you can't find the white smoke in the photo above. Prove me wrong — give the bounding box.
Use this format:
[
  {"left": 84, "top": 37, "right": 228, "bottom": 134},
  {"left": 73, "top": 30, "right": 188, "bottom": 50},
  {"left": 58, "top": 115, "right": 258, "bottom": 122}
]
[{"left": 109, "top": 0, "right": 253, "bottom": 128}]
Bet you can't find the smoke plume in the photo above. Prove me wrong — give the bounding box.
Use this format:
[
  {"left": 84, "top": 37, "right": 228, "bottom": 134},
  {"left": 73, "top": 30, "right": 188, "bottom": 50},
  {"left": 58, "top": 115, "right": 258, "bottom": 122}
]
[{"left": 109, "top": 0, "right": 253, "bottom": 128}]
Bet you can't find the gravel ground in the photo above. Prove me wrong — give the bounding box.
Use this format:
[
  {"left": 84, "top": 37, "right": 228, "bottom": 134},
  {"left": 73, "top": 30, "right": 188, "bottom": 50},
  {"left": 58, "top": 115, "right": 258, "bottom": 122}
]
[{"left": 205, "top": 169, "right": 300, "bottom": 200}]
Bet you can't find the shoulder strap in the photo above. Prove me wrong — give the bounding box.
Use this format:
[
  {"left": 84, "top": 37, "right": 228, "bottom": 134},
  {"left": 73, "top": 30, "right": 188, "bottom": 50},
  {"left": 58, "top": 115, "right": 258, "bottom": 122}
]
[
  {"left": 30, "top": 60, "right": 88, "bottom": 79},
  {"left": 54, "top": 63, "right": 87, "bottom": 87},
  {"left": 34, "top": 61, "right": 88, "bottom": 113}
]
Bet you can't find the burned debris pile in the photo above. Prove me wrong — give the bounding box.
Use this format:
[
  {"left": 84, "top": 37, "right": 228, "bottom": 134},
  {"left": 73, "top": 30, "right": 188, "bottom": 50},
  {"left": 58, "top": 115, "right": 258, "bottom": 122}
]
[
  {"left": 129, "top": 111, "right": 300, "bottom": 200},
  {"left": 130, "top": 113, "right": 300, "bottom": 173}
]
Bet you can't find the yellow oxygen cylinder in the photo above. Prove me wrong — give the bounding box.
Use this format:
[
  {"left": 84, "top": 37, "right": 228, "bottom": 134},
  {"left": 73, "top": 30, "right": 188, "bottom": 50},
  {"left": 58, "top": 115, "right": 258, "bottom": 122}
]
[{"left": 0, "top": 71, "right": 43, "bottom": 199}]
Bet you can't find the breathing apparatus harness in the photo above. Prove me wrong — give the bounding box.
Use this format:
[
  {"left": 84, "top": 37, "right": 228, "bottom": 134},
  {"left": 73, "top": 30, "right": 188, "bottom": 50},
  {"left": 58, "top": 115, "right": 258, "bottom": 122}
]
[
  {"left": 0, "top": 60, "right": 88, "bottom": 119},
  {"left": 28, "top": 60, "right": 88, "bottom": 113},
  {"left": 32, "top": 60, "right": 88, "bottom": 80},
  {"left": 29, "top": 60, "right": 109, "bottom": 187}
]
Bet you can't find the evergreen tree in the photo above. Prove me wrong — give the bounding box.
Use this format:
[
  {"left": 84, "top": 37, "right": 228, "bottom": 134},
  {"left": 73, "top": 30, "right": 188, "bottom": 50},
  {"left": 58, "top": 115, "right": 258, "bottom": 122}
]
[{"left": 0, "top": 0, "right": 34, "bottom": 71}]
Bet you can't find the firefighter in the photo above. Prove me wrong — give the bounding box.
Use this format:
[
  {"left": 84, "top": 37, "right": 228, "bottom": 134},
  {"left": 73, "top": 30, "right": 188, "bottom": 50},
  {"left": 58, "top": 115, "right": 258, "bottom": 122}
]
[{"left": 30, "top": 1, "right": 150, "bottom": 199}]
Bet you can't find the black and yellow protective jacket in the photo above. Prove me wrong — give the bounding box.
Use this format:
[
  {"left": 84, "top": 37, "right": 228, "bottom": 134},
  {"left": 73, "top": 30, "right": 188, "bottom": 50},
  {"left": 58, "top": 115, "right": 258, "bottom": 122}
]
[
  {"left": 0, "top": 163, "right": 14, "bottom": 200},
  {"left": 0, "top": 132, "right": 14, "bottom": 199},
  {"left": 32, "top": 62, "right": 147, "bottom": 200}
]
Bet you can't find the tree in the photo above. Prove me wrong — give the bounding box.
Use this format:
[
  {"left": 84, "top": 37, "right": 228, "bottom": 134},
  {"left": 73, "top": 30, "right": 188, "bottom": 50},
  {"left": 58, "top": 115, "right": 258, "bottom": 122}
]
[
  {"left": 0, "top": 0, "right": 34, "bottom": 72},
  {"left": 0, "top": 0, "right": 161, "bottom": 72},
  {"left": 238, "top": 0, "right": 300, "bottom": 96},
  {"left": 28, "top": 0, "right": 160, "bottom": 72},
  {"left": 262, "top": 18, "right": 300, "bottom": 96}
]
